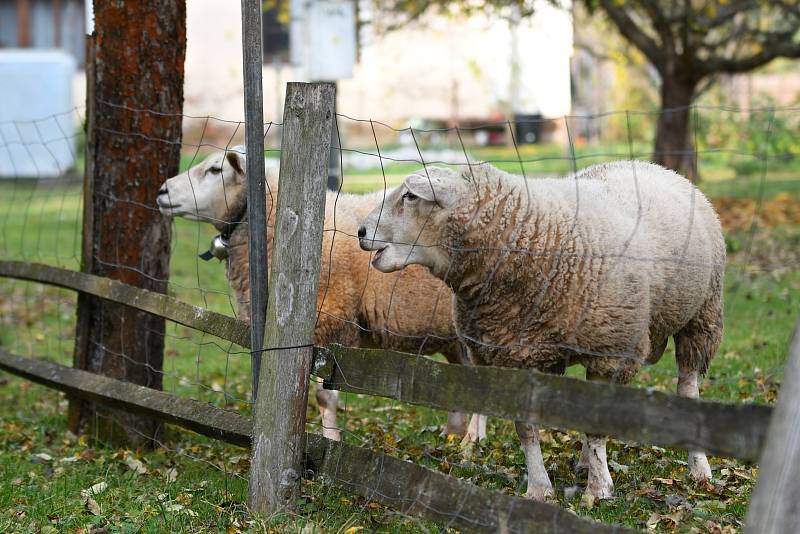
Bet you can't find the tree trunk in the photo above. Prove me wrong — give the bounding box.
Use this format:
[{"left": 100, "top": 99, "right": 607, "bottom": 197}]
[
  {"left": 70, "top": 1, "right": 186, "bottom": 447},
  {"left": 653, "top": 76, "right": 697, "bottom": 181}
]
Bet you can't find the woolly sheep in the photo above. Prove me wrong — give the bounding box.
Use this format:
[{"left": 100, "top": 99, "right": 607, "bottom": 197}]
[
  {"left": 358, "top": 161, "right": 725, "bottom": 500},
  {"left": 157, "top": 149, "right": 487, "bottom": 442}
]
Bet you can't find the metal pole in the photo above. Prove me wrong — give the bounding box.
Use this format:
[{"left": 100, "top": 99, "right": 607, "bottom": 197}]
[
  {"left": 327, "top": 84, "right": 341, "bottom": 191},
  {"left": 240, "top": 0, "right": 268, "bottom": 400}
]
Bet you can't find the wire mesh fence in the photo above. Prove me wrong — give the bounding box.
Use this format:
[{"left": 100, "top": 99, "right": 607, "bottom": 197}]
[
  {"left": 0, "top": 100, "right": 799, "bottom": 532},
  {"left": 301, "top": 106, "right": 796, "bottom": 532}
]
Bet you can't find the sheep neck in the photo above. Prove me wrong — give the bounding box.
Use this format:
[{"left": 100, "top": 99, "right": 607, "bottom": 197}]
[{"left": 220, "top": 204, "right": 249, "bottom": 242}]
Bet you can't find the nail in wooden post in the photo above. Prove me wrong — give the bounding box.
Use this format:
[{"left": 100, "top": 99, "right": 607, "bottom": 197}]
[{"left": 247, "top": 82, "right": 335, "bottom": 514}]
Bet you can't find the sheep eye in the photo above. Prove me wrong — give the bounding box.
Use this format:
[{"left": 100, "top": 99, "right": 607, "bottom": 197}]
[
  {"left": 208, "top": 166, "right": 222, "bottom": 175},
  {"left": 402, "top": 191, "right": 418, "bottom": 202}
]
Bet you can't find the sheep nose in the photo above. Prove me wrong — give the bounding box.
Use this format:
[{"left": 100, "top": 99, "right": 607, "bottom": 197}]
[
  {"left": 158, "top": 184, "right": 168, "bottom": 196},
  {"left": 357, "top": 226, "right": 366, "bottom": 238}
]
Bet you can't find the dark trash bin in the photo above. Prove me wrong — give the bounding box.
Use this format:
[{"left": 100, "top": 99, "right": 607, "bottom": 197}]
[{"left": 514, "top": 113, "right": 543, "bottom": 145}]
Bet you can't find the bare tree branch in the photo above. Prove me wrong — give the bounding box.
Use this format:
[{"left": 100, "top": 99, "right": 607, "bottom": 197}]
[
  {"left": 701, "top": 0, "right": 761, "bottom": 29},
  {"left": 640, "top": 0, "right": 676, "bottom": 59},
  {"left": 573, "top": 39, "right": 617, "bottom": 63},
  {"left": 598, "top": 0, "right": 665, "bottom": 70},
  {"left": 699, "top": 39, "right": 800, "bottom": 75}
]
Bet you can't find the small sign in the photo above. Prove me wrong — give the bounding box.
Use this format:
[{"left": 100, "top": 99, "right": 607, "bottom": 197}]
[{"left": 291, "top": 0, "right": 357, "bottom": 81}]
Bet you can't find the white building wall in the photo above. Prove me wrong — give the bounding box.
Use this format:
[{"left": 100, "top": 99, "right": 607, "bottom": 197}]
[{"left": 181, "top": 1, "right": 572, "bottom": 125}]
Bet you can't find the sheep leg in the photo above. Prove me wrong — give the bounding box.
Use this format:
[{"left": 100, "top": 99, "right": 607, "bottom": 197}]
[
  {"left": 443, "top": 412, "right": 468, "bottom": 437},
  {"left": 575, "top": 435, "right": 592, "bottom": 473},
  {"left": 581, "top": 371, "right": 615, "bottom": 499},
  {"left": 314, "top": 382, "right": 341, "bottom": 441},
  {"left": 575, "top": 367, "right": 603, "bottom": 474},
  {"left": 584, "top": 434, "right": 614, "bottom": 499},
  {"left": 441, "top": 340, "right": 469, "bottom": 436},
  {"left": 674, "top": 283, "right": 721, "bottom": 481},
  {"left": 677, "top": 369, "right": 712, "bottom": 480},
  {"left": 514, "top": 421, "right": 553, "bottom": 500},
  {"left": 444, "top": 343, "right": 486, "bottom": 442},
  {"left": 460, "top": 414, "right": 487, "bottom": 445}
]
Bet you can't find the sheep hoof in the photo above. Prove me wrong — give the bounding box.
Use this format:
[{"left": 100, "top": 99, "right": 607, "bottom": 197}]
[
  {"left": 459, "top": 414, "right": 487, "bottom": 445},
  {"left": 689, "top": 453, "right": 712, "bottom": 481},
  {"left": 460, "top": 432, "right": 478, "bottom": 446},
  {"left": 322, "top": 428, "right": 341, "bottom": 442},
  {"left": 586, "top": 481, "right": 614, "bottom": 500},
  {"left": 524, "top": 483, "right": 554, "bottom": 501},
  {"left": 459, "top": 429, "right": 482, "bottom": 447}
]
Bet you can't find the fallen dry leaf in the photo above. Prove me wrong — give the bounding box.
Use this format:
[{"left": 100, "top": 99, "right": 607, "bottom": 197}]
[
  {"left": 84, "top": 496, "right": 101, "bottom": 516},
  {"left": 33, "top": 452, "right": 53, "bottom": 463},
  {"left": 713, "top": 195, "right": 800, "bottom": 232},
  {"left": 81, "top": 481, "right": 107, "bottom": 498},
  {"left": 123, "top": 456, "right": 147, "bottom": 475}
]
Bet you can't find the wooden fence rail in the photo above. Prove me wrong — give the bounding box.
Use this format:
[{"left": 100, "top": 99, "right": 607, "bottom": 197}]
[
  {"left": 0, "top": 260, "right": 251, "bottom": 348},
  {"left": 315, "top": 345, "right": 772, "bottom": 463},
  {"left": 0, "top": 348, "right": 640, "bottom": 533},
  {"left": 0, "top": 259, "right": 772, "bottom": 463}
]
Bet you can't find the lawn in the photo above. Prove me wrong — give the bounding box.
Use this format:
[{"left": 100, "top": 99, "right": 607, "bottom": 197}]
[{"left": 0, "top": 156, "right": 799, "bottom": 533}]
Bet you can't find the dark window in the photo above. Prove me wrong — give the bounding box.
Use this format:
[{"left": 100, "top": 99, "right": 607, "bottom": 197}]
[{"left": 262, "top": 2, "right": 289, "bottom": 64}]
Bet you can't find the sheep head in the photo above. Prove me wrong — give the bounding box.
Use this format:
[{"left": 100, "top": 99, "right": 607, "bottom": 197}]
[
  {"left": 358, "top": 166, "right": 466, "bottom": 276},
  {"left": 157, "top": 147, "right": 247, "bottom": 231}
]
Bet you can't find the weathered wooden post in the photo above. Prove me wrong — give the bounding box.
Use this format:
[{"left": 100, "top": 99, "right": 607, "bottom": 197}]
[
  {"left": 240, "top": 0, "right": 268, "bottom": 398},
  {"left": 247, "top": 82, "right": 336, "bottom": 513},
  {"left": 745, "top": 318, "right": 800, "bottom": 533}
]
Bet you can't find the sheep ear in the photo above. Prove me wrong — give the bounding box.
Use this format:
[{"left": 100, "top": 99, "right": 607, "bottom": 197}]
[
  {"left": 226, "top": 150, "right": 245, "bottom": 176},
  {"left": 403, "top": 173, "right": 456, "bottom": 206}
]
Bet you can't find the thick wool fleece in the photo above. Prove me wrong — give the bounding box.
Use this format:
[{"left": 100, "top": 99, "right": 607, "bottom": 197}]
[
  {"left": 441, "top": 161, "right": 724, "bottom": 382},
  {"left": 226, "top": 177, "right": 460, "bottom": 358}
]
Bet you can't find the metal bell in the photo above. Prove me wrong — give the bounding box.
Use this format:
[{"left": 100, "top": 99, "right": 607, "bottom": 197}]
[{"left": 199, "top": 234, "right": 229, "bottom": 261}]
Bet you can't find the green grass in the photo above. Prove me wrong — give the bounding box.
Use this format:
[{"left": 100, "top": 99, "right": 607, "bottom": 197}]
[
  {"left": 337, "top": 142, "right": 800, "bottom": 196},
  {"left": 0, "top": 162, "right": 799, "bottom": 533}
]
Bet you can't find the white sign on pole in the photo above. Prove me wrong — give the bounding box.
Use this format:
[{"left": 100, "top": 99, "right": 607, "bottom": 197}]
[{"left": 291, "top": 0, "right": 356, "bottom": 81}]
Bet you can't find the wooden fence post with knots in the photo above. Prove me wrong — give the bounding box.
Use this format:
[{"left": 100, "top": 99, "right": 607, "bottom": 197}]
[{"left": 247, "top": 82, "right": 336, "bottom": 514}]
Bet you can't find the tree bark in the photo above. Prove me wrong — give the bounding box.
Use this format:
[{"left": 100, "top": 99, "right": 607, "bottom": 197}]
[
  {"left": 653, "top": 75, "right": 697, "bottom": 181},
  {"left": 72, "top": 1, "right": 186, "bottom": 447}
]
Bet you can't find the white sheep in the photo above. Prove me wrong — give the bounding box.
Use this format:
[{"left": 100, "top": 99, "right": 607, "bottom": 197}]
[
  {"left": 157, "top": 148, "right": 487, "bottom": 443},
  {"left": 358, "top": 161, "right": 725, "bottom": 500}
]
